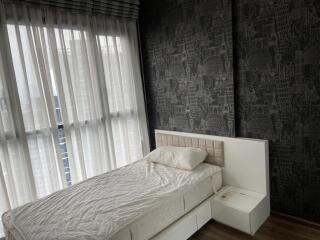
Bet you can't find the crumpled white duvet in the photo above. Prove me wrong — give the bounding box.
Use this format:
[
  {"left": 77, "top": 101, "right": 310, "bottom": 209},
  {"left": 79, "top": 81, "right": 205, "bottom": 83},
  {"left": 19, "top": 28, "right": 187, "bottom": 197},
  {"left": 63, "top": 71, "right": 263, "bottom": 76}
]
[{"left": 4, "top": 160, "right": 221, "bottom": 240}]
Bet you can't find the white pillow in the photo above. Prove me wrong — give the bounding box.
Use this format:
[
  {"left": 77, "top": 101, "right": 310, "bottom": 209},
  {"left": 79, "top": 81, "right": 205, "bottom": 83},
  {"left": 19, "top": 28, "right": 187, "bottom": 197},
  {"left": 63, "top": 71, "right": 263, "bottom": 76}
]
[{"left": 144, "top": 146, "right": 208, "bottom": 170}]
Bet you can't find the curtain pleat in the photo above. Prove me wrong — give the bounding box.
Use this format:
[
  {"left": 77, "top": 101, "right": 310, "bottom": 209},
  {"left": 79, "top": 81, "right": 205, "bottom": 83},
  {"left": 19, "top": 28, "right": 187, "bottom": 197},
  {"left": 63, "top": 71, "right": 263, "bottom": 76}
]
[
  {"left": 94, "top": 29, "right": 118, "bottom": 170},
  {"left": 0, "top": 5, "right": 36, "bottom": 237},
  {"left": 8, "top": 6, "right": 64, "bottom": 197},
  {"left": 0, "top": 2, "right": 149, "bottom": 236},
  {"left": 0, "top": 2, "right": 38, "bottom": 210}
]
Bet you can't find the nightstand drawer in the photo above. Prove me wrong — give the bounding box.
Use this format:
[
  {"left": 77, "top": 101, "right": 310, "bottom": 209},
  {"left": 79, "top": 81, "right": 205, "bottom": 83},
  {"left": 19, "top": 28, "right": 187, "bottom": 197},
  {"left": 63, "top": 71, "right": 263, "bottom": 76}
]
[
  {"left": 211, "top": 186, "right": 268, "bottom": 235},
  {"left": 212, "top": 200, "right": 251, "bottom": 233}
]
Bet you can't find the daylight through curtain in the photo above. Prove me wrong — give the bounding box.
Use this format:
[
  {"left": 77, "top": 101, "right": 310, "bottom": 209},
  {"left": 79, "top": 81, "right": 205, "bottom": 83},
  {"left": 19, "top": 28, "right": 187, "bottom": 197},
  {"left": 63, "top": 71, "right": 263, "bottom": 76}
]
[{"left": 0, "top": 2, "right": 149, "bottom": 237}]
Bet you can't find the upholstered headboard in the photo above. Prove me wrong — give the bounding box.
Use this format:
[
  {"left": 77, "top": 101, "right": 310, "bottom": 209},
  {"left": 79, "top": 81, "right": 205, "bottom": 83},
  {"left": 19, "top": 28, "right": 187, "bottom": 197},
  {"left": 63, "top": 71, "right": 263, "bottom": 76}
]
[
  {"left": 155, "top": 131, "right": 224, "bottom": 167},
  {"left": 154, "top": 129, "right": 269, "bottom": 198}
]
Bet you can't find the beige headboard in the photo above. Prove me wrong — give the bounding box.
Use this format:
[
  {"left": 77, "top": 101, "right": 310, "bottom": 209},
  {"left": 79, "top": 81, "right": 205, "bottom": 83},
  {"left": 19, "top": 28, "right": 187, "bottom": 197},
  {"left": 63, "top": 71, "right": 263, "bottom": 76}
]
[
  {"left": 155, "top": 131, "right": 224, "bottom": 167},
  {"left": 155, "top": 129, "right": 269, "bottom": 198}
]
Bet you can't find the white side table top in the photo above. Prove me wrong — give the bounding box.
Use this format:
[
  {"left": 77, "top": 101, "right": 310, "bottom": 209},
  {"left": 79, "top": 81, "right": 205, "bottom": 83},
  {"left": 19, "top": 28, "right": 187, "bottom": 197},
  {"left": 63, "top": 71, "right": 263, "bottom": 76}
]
[{"left": 213, "top": 186, "right": 265, "bottom": 213}]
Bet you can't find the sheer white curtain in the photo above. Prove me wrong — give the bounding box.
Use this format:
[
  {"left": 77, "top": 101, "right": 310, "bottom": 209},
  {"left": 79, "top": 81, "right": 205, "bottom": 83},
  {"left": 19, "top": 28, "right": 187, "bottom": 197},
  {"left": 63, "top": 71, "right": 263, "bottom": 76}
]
[{"left": 0, "top": 2, "right": 149, "bottom": 237}]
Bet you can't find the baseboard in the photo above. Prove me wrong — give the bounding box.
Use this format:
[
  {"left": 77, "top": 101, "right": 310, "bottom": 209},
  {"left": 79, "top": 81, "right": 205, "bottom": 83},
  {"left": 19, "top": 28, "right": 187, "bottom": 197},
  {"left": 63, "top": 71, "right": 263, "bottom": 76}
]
[{"left": 271, "top": 211, "right": 320, "bottom": 230}]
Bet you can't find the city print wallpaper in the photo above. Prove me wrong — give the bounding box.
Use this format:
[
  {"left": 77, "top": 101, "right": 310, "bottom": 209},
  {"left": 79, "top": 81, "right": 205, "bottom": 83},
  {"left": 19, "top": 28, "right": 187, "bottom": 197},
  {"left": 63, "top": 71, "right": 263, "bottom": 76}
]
[
  {"left": 140, "top": 0, "right": 235, "bottom": 146},
  {"left": 235, "top": 0, "right": 320, "bottom": 222},
  {"left": 140, "top": 0, "right": 320, "bottom": 222}
]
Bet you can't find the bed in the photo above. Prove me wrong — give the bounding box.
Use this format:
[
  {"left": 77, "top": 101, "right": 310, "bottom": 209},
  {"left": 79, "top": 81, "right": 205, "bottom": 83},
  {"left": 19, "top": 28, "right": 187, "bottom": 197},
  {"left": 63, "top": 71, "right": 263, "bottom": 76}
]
[{"left": 2, "top": 131, "right": 224, "bottom": 240}]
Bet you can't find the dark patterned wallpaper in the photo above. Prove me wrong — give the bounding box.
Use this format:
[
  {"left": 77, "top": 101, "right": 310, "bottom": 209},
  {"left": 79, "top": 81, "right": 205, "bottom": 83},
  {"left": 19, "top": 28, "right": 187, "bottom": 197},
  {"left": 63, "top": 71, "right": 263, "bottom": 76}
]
[
  {"left": 235, "top": 0, "right": 320, "bottom": 222},
  {"left": 140, "top": 0, "right": 320, "bottom": 222},
  {"left": 140, "top": 0, "right": 235, "bottom": 147}
]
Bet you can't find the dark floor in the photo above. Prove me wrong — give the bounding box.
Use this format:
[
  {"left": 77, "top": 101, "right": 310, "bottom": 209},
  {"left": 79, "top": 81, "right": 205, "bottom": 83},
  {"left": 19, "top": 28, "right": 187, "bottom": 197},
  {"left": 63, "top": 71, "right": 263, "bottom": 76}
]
[{"left": 189, "top": 215, "right": 320, "bottom": 240}]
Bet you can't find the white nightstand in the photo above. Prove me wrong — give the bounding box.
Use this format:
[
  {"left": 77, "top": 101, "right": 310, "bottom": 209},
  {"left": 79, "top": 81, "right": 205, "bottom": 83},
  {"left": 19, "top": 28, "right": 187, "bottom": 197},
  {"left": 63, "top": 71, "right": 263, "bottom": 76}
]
[{"left": 211, "top": 186, "right": 269, "bottom": 235}]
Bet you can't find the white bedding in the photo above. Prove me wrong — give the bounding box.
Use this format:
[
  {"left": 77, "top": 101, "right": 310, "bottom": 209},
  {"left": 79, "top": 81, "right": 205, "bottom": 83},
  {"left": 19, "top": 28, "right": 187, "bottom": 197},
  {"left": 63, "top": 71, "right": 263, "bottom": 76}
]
[{"left": 2, "top": 160, "right": 221, "bottom": 240}]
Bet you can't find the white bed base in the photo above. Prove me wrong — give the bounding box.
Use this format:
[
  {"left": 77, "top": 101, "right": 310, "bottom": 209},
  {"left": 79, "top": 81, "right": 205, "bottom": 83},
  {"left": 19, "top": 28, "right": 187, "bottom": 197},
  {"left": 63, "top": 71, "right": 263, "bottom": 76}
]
[
  {"left": 151, "top": 129, "right": 269, "bottom": 239},
  {"left": 151, "top": 195, "right": 213, "bottom": 240}
]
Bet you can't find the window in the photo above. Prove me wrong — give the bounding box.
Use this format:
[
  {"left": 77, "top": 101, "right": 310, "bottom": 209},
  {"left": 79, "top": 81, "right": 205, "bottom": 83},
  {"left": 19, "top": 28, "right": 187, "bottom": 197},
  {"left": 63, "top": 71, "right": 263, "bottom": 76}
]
[
  {"left": 0, "top": 7, "right": 149, "bottom": 238},
  {"left": 6, "top": 22, "right": 147, "bottom": 192},
  {"left": 7, "top": 24, "right": 75, "bottom": 189}
]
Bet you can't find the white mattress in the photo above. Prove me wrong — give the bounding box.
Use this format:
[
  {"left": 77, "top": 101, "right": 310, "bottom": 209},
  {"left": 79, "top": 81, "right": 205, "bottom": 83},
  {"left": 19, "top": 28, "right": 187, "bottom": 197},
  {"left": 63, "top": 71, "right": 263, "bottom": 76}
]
[{"left": 2, "top": 160, "right": 221, "bottom": 240}]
